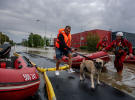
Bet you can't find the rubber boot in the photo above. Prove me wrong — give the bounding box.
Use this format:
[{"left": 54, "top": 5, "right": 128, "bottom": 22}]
[{"left": 118, "top": 71, "right": 122, "bottom": 74}]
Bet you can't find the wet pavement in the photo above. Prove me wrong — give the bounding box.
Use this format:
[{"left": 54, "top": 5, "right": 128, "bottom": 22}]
[{"left": 11, "top": 46, "right": 135, "bottom": 99}]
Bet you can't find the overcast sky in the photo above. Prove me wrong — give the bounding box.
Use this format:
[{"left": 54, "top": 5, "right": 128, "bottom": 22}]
[{"left": 0, "top": 0, "right": 135, "bottom": 43}]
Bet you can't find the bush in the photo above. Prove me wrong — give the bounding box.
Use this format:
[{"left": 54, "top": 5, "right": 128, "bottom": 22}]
[
  {"left": 86, "top": 32, "right": 100, "bottom": 51},
  {"left": 80, "top": 45, "right": 87, "bottom": 49}
]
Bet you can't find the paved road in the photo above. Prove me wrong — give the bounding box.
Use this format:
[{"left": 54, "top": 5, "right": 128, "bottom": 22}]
[{"left": 17, "top": 52, "right": 135, "bottom": 100}]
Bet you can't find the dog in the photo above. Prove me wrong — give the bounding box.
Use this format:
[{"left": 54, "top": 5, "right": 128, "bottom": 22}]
[{"left": 80, "top": 58, "right": 104, "bottom": 89}]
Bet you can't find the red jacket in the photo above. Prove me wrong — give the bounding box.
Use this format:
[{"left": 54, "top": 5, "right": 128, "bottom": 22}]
[
  {"left": 96, "top": 41, "right": 110, "bottom": 51},
  {"left": 105, "top": 39, "right": 132, "bottom": 54}
]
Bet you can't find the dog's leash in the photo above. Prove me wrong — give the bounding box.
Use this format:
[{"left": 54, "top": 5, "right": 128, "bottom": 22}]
[
  {"left": 73, "top": 48, "right": 94, "bottom": 61},
  {"left": 75, "top": 52, "right": 94, "bottom": 61},
  {"left": 74, "top": 48, "right": 102, "bottom": 70}
]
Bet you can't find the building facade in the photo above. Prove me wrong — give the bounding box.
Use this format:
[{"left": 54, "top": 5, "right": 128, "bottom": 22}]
[
  {"left": 54, "top": 29, "right": 111, "bottom": 48},
  {"left": 54, "top": 29, "right": 135, "bottom": 48},
  {"left": 49, "top": 37, "right": 54, "bottom": 47}
]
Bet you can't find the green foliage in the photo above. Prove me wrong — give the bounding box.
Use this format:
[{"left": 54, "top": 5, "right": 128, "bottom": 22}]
[
  {"left": 86, "top": 32, "right": 100, "bottom": 51},
  {"left": 9, "top": 40, "right": 14, "bottom": 46},
  {"left": 16, "top": 43, "right": 21, "bottom": 45},
  {"left": 0, "top": 32, "right": 10, "bottom": 45},
  {"left": 80, "top": 45, "right": 87, "bottom": 49},
  {"left": 27, "top": 33, "right": 50, "bottom": 47},
  {"left": 43, "top": 36, "right": 50, "bottom": 46},
  {"left": 22, "top": 40, "right": 28, "bottom": 46}
]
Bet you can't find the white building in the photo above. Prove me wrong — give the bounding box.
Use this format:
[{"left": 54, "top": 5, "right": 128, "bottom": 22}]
[{"left": 49, "top": 34, "right": 54, "bottom": 47}]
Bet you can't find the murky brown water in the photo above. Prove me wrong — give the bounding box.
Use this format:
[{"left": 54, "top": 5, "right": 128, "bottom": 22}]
[{"left": 12, "top": 46, "right": 135, "bottom": 98}]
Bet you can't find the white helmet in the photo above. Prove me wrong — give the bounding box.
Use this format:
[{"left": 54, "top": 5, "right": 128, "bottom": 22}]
[{"left": 116, "top": 32, "right": 123, "bottom": 36}]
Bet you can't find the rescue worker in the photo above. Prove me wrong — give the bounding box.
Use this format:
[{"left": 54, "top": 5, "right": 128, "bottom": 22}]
[
  {"left": 55, "top": 26, "right": 75, "bottom": 75},
  {"left": 127, "top": 47, "right": 135, "bottom": 55},
  {"left": 103, "top": 32, "right": 133, "bottom": 74},
  {"left": 133, "top": 48, "right": 135, "bottom": 55},
  {"left": 96, "top": 36, "right": 110, "bottom": 51}
]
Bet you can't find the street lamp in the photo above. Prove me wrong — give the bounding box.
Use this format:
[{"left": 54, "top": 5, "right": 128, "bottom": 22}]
[
  {"left": 80, "top": 26, "right": 86, "bottom": 47},
  {"left": 37, "top": 20, "right": 46, "bottom": 48}
]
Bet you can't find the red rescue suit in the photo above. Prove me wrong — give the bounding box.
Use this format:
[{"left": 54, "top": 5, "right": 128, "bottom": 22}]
[
  {"left": 96, "top": 41, "right": 110, "bottom": 51},
  {"left": 105, "top": 39, "right": 132, "bottom": 72}
]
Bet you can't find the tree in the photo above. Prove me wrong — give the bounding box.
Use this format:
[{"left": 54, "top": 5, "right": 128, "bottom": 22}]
[
  {"left": 86, "top": 32, "right": 100, "bottom": 51},
  {"left": 9, "top": 40, "right": 14, "bottom": 46},
  {"left": 27, "top": 33, "right": 46, "bottom": 47},
  {"left": 28, "top": 33, "right": 33, "bottom": 47},
  {"left": 0, "top": 32, "right": 10, "bottom": 45},
  {"left": 43, "top": 36, "right": 50, "bottom": 46}
]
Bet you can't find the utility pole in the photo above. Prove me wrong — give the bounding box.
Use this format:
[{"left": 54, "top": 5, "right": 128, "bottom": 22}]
[
  {"left": 37, "top": 20, "right": 46, "bottom": 48},
  {"left": 0, "top": 33, "right": 1, "bottom": 45}
]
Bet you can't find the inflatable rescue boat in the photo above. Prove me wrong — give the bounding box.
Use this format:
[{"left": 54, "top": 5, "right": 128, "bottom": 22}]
[
  {"left": 54, "top": 51, "right": 110, "bottom": 67},
  {"left": 0, "top": 43, "right": 40, "bottom": 100},
  {"left": 124, "top": 55, "right": 135, "bottom": 64}
]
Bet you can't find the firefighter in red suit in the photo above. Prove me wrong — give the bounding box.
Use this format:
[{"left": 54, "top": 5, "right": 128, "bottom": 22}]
[
  {"left": 96, "top": 36, "right": 110, "bottom": 51},
  {"left": 104, "top": 32, "right": 133, "bottom": 74}
]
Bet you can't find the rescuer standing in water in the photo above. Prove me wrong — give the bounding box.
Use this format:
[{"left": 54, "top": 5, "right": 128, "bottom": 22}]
[
  {"left": 103, "top": 32, "right": 133, "bottom": 74},
  {"left": 96, "top": 36, "right": 110, "bottom": 51},
  {"left": 55, "top": 26, "right": 75, "bottom": 75}
]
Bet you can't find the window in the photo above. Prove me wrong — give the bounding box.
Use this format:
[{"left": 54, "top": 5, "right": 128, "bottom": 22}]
[
  {"left": 72, "top": 39, "right": 73, "bottom": 42},
  {"left": 81, "top": 37, "right": 83, "bottom": 40}
]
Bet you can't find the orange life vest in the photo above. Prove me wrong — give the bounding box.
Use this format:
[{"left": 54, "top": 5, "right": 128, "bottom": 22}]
[{"left": 56, "top": 28, "right": 71, "bottom": 50}]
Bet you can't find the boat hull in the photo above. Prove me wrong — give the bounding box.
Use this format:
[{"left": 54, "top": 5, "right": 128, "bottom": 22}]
[
  {"left": 0, "top": 56, "right": 40, "bottom": 100},
  {"left": 124, "top": 55, "right": 135, "bottom": 64},
  {"left": 54, "top": 51, "right": 110, "bottom": 67}
]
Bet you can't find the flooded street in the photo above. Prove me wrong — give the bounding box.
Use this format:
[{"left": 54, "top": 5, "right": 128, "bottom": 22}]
[{"left": 11, "top": 46, "right": 135, "bottom": 98}]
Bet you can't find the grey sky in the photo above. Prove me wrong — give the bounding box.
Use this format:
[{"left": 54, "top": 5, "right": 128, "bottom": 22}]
[{"left": 0, "top": 0, "right": 135, "bottom": 43}]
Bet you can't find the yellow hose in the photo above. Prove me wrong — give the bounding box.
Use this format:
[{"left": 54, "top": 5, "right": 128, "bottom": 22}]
[
  {"left": 14, "top": 52, "right": 69, "bottom": 72},
  {"left": 14, "top": 52, "right": 69, "bottom": 100},
  {"left": 44, "top": 71, "right": 56, "bottom": 100}
]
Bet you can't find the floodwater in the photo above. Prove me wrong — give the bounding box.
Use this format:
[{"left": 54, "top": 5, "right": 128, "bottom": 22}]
[{"left": 12, "top": 46, "right": 135, "bottom": 98}]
